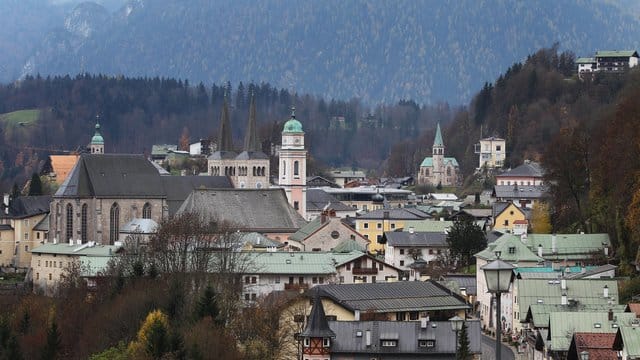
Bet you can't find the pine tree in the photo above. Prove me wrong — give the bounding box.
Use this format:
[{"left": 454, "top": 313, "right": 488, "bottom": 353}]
[
  {"left": 456, "top": 322, "right": 471, "bottom": 360},
  {"left": 195, "top": 285, "right": 220, "bottom": 324},
  {"left": 28, "top": 173, "right": 43, "bottom": 196},
  {"left": 41, "top": 318, "right": 61, "bottom": 360}
]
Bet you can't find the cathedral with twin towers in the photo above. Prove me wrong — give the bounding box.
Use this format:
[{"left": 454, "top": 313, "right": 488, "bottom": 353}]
[{"left": 207, "top": 95, "right": 307, "bottom": 218}]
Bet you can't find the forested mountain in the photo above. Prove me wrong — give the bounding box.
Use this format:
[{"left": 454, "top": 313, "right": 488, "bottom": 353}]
[{"left": 4, "top": 0, "right": 640, "bottom": 104}]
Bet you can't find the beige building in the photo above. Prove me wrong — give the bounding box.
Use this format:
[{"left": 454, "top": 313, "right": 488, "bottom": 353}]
[
  {"left": 475, "top": 135, "right": 505, "bottom": 169},
  {"left": 0, "top": 195, "right": 51, "bottom": 268},
  {"left": 288, "top": 210, "right": 369, "bottom": 252},
  {"left": 30, "top": 241, "right": 121, "bottom": 295}
]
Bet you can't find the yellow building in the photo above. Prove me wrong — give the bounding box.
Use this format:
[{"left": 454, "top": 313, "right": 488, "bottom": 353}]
[
  {"left": 493, "top": 202, "right": 527, "bottom": 233},
  {"left": 354, "top": 208, "right": 430, "bottom": 254},
  {"left": 0, "top": 195, "right": 51, "bottom": 268}
]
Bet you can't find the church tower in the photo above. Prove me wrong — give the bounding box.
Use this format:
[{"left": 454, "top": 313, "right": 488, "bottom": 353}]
[
  {"left": 278, "top": 107, "right": 307, "bottom": 218},
  {"left": 300, "top": 291, "right": 335, "bottom": 360},
  {"left": 89, "top": 119, "right": 104, "bottom": 154},
  {"left": 432, "top": 122, "right": 445, "bottom": 185}
]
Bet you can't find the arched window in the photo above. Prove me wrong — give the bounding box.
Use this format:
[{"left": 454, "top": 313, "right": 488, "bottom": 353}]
[
  {"left": 65, "top": 204, "right": 73, "bottom": 241},
  {"left": 142, "top": 203, "right": 151, "bottom": 219},
  {"left": 81, "top": 204, "right": 88, "bottom": 243},
  {"left": 110, "top": 203, "right": 120, "bottom": 244},
  {"left": 282, "top": 161, "right": 286, "bottom": 175},
  {"left": 294, "top": 161, "right": 299, "bottom": 176}
]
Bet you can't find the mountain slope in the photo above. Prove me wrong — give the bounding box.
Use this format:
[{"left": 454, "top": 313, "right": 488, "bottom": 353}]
[{"left": 13, "top": 0, "right": 640, "bottom": 104}]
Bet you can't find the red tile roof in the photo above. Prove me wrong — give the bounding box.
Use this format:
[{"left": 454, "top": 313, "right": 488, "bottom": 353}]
[
  {"left": 628, "top": 303, "right": 640, "bottom": 317},
  {"left": 573, "top": 332, "right": 618, "bottom": 360}
]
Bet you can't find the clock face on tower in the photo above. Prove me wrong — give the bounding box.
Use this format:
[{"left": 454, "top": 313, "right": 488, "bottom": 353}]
[{"left": 294, "top": 138, "right": 300, "bottom": 144}]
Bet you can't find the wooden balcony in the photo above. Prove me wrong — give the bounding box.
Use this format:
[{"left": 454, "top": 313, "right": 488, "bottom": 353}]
[{"left": 352, "top": 267, "right": 379, "bottom": 275}]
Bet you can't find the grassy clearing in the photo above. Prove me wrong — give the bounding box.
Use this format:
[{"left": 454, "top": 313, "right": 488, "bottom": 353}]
[{"left": 0, "top": 109, "right": 41, "bottom": 126}]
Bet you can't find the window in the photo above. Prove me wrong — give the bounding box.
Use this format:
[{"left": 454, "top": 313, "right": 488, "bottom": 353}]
[
  {"left": 244, "top": 293, "right": 250, "bottom": 301},
  {"left": 36, "top": 273, "right": 39, "bottom": 280},
  {"left": 282, "top": 161, "right": 286, "bottom": 176},
  {"left": 400, "top": 260, "right": 404, "bottom": 266},
  {"left": 142, "top": 203, "right": 152, "bottom": 219},
  {"left": 503, "top": 219, "right": 509, "bottom": 226},
  {"left": 508, "top": 246, "right": 516, "bottom": 254},
  {"left": 379, "top": 263, "right": 383, "bottom": 270},
  {"left": 331, "top": 231, "right": 340, "bottom": 239},
  {"left": 346, "top": 263, "right": 351, "bottom": 270},
  {"left": 391, "top": 223, "right": 396, "bottom": 229},
  {"left": 303, "top": 338, "right": 310, "bottom": 347},
  {"left": 372, "top": 276, "right": 376, "bottom": 283},
  {"left": 251, "top": 294, "right": 257, "bottom": 300},
  {"left": 294, "top": 161, "right": 299, "bottom": 176},
  {"left": 312, "top": 277, "right": 318, "bottom": 284},
  {"left": 37, "top": 232, "right": 40, "bottom": 240},
  {"left": 294, "top": 201, "right": 299, "bottom": 210},
  {"left": 110, "top": 203, "right": 120, "bottom": 244},
  {"left": 37, "top": 260, "right": 40, "bottom": 266},
  {"left": 323, "top": 338, "right": 330, "bottom": 347},
  {"left": 66, "top": 203, "right": 73, "bottom": 241},
  {"left": 59, "top": 261, "right": 62, "bottom": 268},
  {"left": 377, "top": 223, "right": 382, "bottom": 229},
  {"left": 76, "top": 204, "right": 86, "bottom": 244},
  {"left": 381, "top": 340, "right": 397, "bottom": 347},
  {"left": 496, "top": 145, "right": 501, "bottom": 151},
  {"left": 251, "top": 276, "right": 257, "bottom": 284},
  {"left": 24, "top": 233, "right": 28, "bottom": 241},
  {"left": 48, "top": 274, "right": 52, "bottom": 281},
  {"left": 275, "top": 277, "right": 280, "bottom": 284},
  {"left": 376, "top": 235, "right": 382, "bottom": 243},
  {"left": 245, "top": 276, "right": 250, "bottom": 284},
  {"left": 399, "top": 249, "right": 405, "bottom": 255},
  {"left": 409, "top": 311, "right": 419, "bottom": 320},
  {"left": 363, "top": 223, "right": 369, "bottom": 229},
  {"left": 24, "top": 245, "right": 28, "bottom": 252}
]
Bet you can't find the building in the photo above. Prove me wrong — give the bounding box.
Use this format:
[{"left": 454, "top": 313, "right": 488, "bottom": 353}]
[
  {"left": 495, "top": 160, "right": 544, "bottom": 186},
  {"left": 150, "top": 144, "right": 178, "bottom": 164},
  {"left": 329, "top": 170, "right": 366, "bottom": 188},
  {"left": 177, "top": 188, "right": 306, "bottom": 241},
  {"left": 475, "top": 135, "right": 506, "bottom": 169},
  {"left": 492, "top": 184, "right": 548, "bottom": 209},
  {"left": 320, "top": 186, "right": 416, "bottom": 211},
  {"left": 278, "top": 107, "right": 308, "bottom": 218},
  {"left": 493, "top": 202, "right": 529, "bottom": 233},
  {"left": 89, "top": 122, "right": 104, "bottom": 154},
  {"left": 0, "top": 195, "right": 52, "bottom": 268},
  {"left": 354, "top": 208, "right": 430, "bottom": 254},
  {"left": 418, "top": 123, "right": 460, "bottom": 187},
  {"left": 595, "top": 50, "right": 639, "bottom": 73},
  {"left": 383, "top": 228, "right": 448, "bottom": 271},
  {"left": 188, "top": 139, "right": 212, "bottom": 156},
  {"left": 576, "top": 57, "right": 597, "bottom": 77},
  {"left": 305, "top": 189, "right": 356, "bottom": 221},
  {"left": 208, "top": 95, "right": 270, "bottom": 189},
  {"left": 613, "top": 325, "right": 640, "bottom": 360},
  {"left": 30, "top": 241, "right": 122, "bottom": 295},
  {"left": 288, "top": 210, "right": 369, "bottom": 252},
  {"left": 50, "top": 153, "right": 232, "bottom": 245}
]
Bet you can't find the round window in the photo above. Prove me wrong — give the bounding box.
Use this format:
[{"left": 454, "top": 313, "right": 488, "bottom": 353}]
[{"left": 331, "top": 231, "right": 340, "bottom": 239}]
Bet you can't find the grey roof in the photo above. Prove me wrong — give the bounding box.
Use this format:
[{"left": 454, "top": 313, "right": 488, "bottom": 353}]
[
  {"left": 440, "top": 274, "right": 477, "bottom": 296},
  {"left": 493, "top": 185, "right": 548, "bottom": 199},
  {"left": 234, "top": 151, "right": 269, "bottom": 160},
  {"left": 161, "top": 175, "right": 233, "bottom": 215},
  {"left": 300, "top": 291, "right": 336, "bottom": 338},
  {"left": 0, "top": 195, "right": 51, "bottom": 219},
  {"left": 307, "top": 188, "right": 353, "bottom": 212},
  {"left": 316, "top": 280, "right": 469, "bottom": 313},
  {"left": 498, "top": 161, "right": 543, "bottom": 178},
  {"left": 329, "top": 320, "right": 482, "bottom": 356},
  {"left": 357, "top": 208, "right": 430, "bottom": 220},
  {"left": 207, "top": 150, "right": 238, "bottom": 160},
  {"left": 306, "top": 176, "right": 340, "bottom": 188},
  {"left": 383, "top": 231, "right": 447, "bottom": 247},
  {"left": 56, "top": 154, "right": 166, "bottom": 198},
  {"left": 236, "top": 232, "right": 283, "bottom": 248},
  {"left": 566, "top": 264, "right": 617, "bottom": 279},
  {"left": 0, "top": 224, "right": 12, "bottom": 231},
  {"left": 177, "top": 188, "right": 307, "bottom": 232},
  {"left": 33, "top": 213, "right": 49, "bottom": 232},
  {"left": 120, "top": 218, "right": 158, "bottom": 234}
]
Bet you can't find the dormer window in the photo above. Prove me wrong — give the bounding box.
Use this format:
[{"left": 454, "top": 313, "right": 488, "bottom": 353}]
[
  {"left": 381, "top": 340, "right": 397, "bottom": 347},
  {"left": 323, "top": 338, "right": 330, "bottom": 347},
  {"left": 419, "top": 340, "right": 435, "bottom": 348},
  {"left": 508, "top": 247, "right": 516, "bottom": 254},
  {"left": 303, "top": 338, "right": 310, "bottom": 347}
]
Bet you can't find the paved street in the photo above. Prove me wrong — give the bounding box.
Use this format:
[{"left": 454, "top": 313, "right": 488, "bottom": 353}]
[{"left": 482, "top": 334, "right": 515, "bottom": 360}]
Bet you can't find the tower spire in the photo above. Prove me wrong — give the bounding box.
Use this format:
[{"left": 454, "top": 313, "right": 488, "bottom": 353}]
[
  {"left": 243, "top": 91, "right": 260, "bottom": 152},
  {"left": 434, "top": 122, "right": 444, "bottom": 147},
  {"left": 300, "top": 289, "right": 336, "bottom": 339},
  {"left": 218, "top": 93, "right": 233, "bottom": 152}
]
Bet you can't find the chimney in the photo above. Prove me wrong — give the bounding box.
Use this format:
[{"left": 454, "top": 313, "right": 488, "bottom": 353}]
[
  {"left": 320, "top": 213, "right": 327, "bottom": 224},
  {"left": 2, "top": 194, "right": 8, "bottom": 215},
  {"left": 355, "top": 310, "right": 360, "bottom": 321},
  {"left": 551, "top": 234, "right": 557, "bottom": 254},
  {"left": 603, "top": 244, "right": 609, "bottom": 256},
  {"left": 608, "top": 308, "right": 614, "bottom": 321},
  {"left": 603, "top": 285, "right": 609, "bottom": 298},
  {"left": 76, "top": 239, "right": 82, "bottom": 245},
  {"left": 520, "top": 232, "right": 527, "bottom": 244},
  {"left": 365, "top": 330, "right": 371, "bottom": 346},
  {"left": 53, "top": 238, "right": 57, "bottom": 245},
  {"left": 68, "top": 239, "right": 74, "bottom": 246},
  {"left": 561, "top": 293, "right": 568, "bottom": 305},
  {"left": 561, "top": 278, "right": 567, "bottom": 290},
  {"left": 420, "top": 317, "right": 428, "bottom": 329},
  {"left": 538, "top": 244, "right": 543, "bottom": 258},
  {"left": 408, "top": 226, "right": 415, "bottom": 234}
]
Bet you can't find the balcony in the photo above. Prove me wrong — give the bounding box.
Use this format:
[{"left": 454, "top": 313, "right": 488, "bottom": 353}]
[
  {"left": 352, "top": 267, "right": 379, "bottom": 275},
  {"left": 284, "top": 283, "right": 309, "bottom": 290}
]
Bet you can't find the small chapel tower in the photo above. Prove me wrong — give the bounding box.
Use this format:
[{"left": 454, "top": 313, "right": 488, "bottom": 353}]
[
  {"left": 300, "top": 291, "right": 335, "bottom": 360},
  {"left": 89, "top": 118, "right": 104, "bottom": 154},
  {"left": 278, "top": 107, "right": 307, "bottom": 218}
]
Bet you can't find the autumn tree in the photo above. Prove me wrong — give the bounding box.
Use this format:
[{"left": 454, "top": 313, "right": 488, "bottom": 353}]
[
  {"left": 446, "top": 216, "right": 487, "bottom": 268},
  {"left": 128, "top": 309, "right": 170, "bottom": 359},
  {"left": 530, "top": 202, "right": 552, "bottom": 234},
  {"left": 179, "top": 127, "right": 190, "bottom": 151}
]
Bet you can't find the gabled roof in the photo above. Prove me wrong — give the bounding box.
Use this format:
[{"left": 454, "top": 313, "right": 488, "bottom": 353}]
[
  {"left": 524, "top": 233, "right": 611, "bottom": 261},
  {"left": 475, "top": 235, "right": 542, "bottom": 262},
  {"left": 568, "top": 332, "right": 618, "bottom": 360},
  {"left": 207, "top": 151, "right": 238, "bottom": 160},
  {"left": 526, "top": 304, "right": 628, "bottom": 328},
  {"left": 566, "top": 264, "right": 617, "bottom": 279},
  {"left": 614, "top": 325, "right": 640, "bottom": 357},
  {"left": 576, "top": 57, "right": 596, "bottom": 64},
  {"left": 306, "top": 189, "right": 353, "bottom": 212},
  {"left": 549, "top": 312, "right": 636, "bottom": 352},
  {"left": 315, "top": 280, "right": 469, "bottom": 313},
  {"left": 332, "top": 239, "right": 366, "bottom": 253},
  {"left": 494, "top": 202, "right": 525, "bottom": 219},
  {"left": 0, "top": 195, "right": 51, "bottom": 219},
  {"left": 595, "top": 50, "right": 639, "bottom": 58},
  {"left": 497, "top": 161, "right": 543, "bottom": 178},
  {"left": 177, "top": 188, "right": 306, "bottom": 232},
  {"left": 243, "top": 251, "right": 365, "bottom": 275},
  {"left": 56, "top": 154, "right": 166, "bottom": 198},
  {"left": 236, "top": 232, "right": 283, "bottom": 249},
  {"left": 493, "top": 185, "right": 548, "bottom": 199},
  {"left": 161, "top": 175, "right": 233, "bottom": 215},
  {"left": 0, "top": 224, "right": 13, "bottom": 231},
  {"left": 440, "top": 274, "right": 477, "bottom": 296},
  {"left": 329, "top": 320, "right": 482, "bottom": 355},
  {"left": 383, "top": 231, "right": 447, "bottom": 247},
  {"left": 419, "top": 156, "right": 459, "bottom": 167},
  {"left": 356, "top": 208, "right": 430, "bottom": 221}
]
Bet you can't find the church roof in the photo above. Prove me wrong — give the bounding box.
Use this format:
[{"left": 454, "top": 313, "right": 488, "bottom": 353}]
[
  {"left": 207, "top": 151, "right": 238, "bottom": 160},
  {"left": 218, "top": 96, "right": 233, "bottom": 152},
  {"left": 55, "top": 154, "right": 166, "bottom": 198},
  {"left": 283, "top": 107, "right": 303, "bottom": 133},
  {"left": 235, "top": 151, "right": 269, "bottom": 160},
  {"left": 177, "top": 188, "right": 307, "bottom": 232},
  {"left": 243, "top": 93, "right": 261, "bottom": 152},
  {"left": 91, "top": 123, "right": 104, "bottom": 145},
  {"left": 300, "top": 290, "right": 336, "bottom": 339},
  {"left": 420, "top": 157, "right": 459, "bottom": 167},
  {"left": 161, "top": 175, "right": 233, "bottom": 216},
  {"left": 433, "top": 122, "right": 444, "bottom": 147}
]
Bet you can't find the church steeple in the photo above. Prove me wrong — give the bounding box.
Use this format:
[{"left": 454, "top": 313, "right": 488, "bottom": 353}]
[
  {"left": 433, "top": 122, "right": 444, "bottom": 150},
  {"left": 243, "top": 92, "right": 260, "bottom": 152},
  {"left": 300, "top": 290, "right": 335, "bottom": 359},
  {"left": 218, "top": 94, "right": 233, "bottom": 152},
  {"left": 89, "top": 115, "right": 104, "bottom": 154}
]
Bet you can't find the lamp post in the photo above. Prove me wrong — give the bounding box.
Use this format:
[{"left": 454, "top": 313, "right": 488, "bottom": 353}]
[
  {"left": 481, "top": 253, "right": 515, "bottom": 360},
  {"left": 449, "top": 315, "right": 464, "bottom": 358}
]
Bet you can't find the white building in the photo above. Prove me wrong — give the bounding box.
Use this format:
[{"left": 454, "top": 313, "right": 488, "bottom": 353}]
[{"left": 475, "top": 136, "right": 505, "bottom": 169}]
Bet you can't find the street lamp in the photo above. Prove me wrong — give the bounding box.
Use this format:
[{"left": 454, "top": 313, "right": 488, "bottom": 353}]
[
  {"left": 481, "top": 253, "right": 515, "bottom": 360},
  {"left": 449, "top": 315, "right": 464, "bottom": 358}
]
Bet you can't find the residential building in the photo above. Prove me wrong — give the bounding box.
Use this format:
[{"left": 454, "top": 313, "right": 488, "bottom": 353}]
[
  {"left": 495, "top": 160, "right": 544, "bottom": 186},
  {"left": 475, "top": 135, "right": 506, "bottom": 169},
  {"left": 493, "top": 202, "right": 529, "bottom": 233},
  {"left": 0, "top": 195, "right": 52, "bottom": 268},
  {"left": 576, "top": 57, "right": 597, "bottom": 77},
  {"left": 492, "top": 184, "right": 548, "bottom": 209},
  {"left": 278, "top": 107, "right": 308, "bottom": 218},
  {"left": 354, "top": 208, "right": 430, "bottom": 254},
  {"left": 321, "top": 186, "right": 416, "bottom": 211},
  {"left": 330, "top": 170, "right": 366, "bottom": 188},
  {"left": 418, "top": 123, "right": 460, "bottom": 187},
  {"left": 440, "top": 274, "right": 477, "bottom": 309},
  {"left": 306, "top": 189, "right": 356, "bottom": 221},
  {"left": 188, "top": 139, "right": 213, "bottom": 156},
  {"left": 382, "top": 228, "right": 448, "bottom": 271},
  {"left": 239, "top": 251, "right": 401, "bottom": 300},
  {"left": 208, "top": 95, "right": 270, "bottom": 189},
  {"left": 30, "top": 241, "right": 122, "bottom": 295},
  {"left": 150, "top": 144, "right": 178, "bottom": 164},
  {"left": 568, "top": 333, "right": 619, "bottom": 360},
  {"left": 177, "top": 188, "right": 306, "bottom": 242},
  {"left": 288, "top": 210, "right": 369, "bottom": 252},
  {"left": 613, "top": 324, "right": 640, "bottom": 360},
  {"left": 595, "top": 50, "right": 640, "bottom": 73}
]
